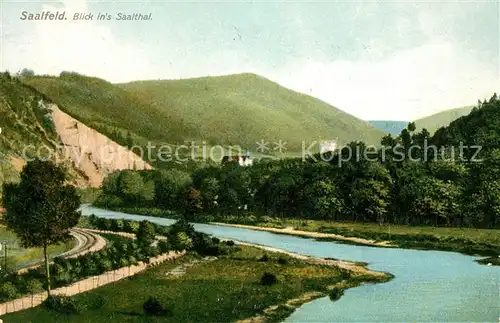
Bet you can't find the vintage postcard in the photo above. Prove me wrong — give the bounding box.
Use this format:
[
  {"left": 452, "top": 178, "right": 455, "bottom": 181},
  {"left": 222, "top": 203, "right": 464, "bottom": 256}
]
[{"left": 0, "top": 1, "right": 498, "bottom": 322}]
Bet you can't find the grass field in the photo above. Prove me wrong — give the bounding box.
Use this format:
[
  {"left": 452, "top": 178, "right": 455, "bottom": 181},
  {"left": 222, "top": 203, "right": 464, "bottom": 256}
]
[
  {"left": 0, "top": 226, "right": 76, "bottom": 270},
  {"left": 1, "top": 245, "right": 390, "bottom": 323}
]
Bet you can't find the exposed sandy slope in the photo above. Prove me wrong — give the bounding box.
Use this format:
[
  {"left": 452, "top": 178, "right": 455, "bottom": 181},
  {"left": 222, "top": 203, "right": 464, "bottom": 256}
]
[
  {"left": 7, "top": 156, "right": 25, "bottom": 172},
  {"left": 46, "top": 103, "right": 152, "bottom": 187},
  {"left": 213, "top": 223, "right": 396, "bottom": 247}
]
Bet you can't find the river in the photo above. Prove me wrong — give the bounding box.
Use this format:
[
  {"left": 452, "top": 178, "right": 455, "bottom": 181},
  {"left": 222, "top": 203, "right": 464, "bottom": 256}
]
[{"left": 79, "top": 204, "right": 500, "bottom": 322}]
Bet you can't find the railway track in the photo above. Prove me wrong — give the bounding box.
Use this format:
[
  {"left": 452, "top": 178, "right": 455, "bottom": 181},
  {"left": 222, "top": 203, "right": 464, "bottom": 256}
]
[{"left": 14, "top": 229, "right": 106, "bottom": 274}]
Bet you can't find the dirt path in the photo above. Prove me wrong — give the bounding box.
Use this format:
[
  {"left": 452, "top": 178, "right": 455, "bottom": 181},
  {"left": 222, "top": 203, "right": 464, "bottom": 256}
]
[
  {"left": 164, "top": 256, "right": 218, "bottom": 278},
  {"left": 212, "top": 223, "right": 395, "bottom": 248}
]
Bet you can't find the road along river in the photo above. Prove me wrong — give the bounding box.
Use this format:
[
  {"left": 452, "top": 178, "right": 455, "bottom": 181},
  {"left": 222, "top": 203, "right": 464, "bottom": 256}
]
[{"left": 80, "top": 204, "right": 500, "bottom": 322}]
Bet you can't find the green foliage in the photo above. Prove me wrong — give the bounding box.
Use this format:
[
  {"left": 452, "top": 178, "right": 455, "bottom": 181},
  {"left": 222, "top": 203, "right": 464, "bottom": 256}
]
[
  {"left": 2, "top": 159, "right": 81, "bottom": 295},
  {"left": 2, "top": 245, "right": 382, "bottom": 323},
  {"left": 94, "top": 94, "right": 500, "bottom": 230},
  {"left": 329, "top": 287, "right": 344, "bottom": 301},
  {"left": 169, "top": 232, "right": 193, "bottom": 251},
  {"left": 0, "top": 75, "right": 58, "bottom": 162},
  {"left": 0, "top": 282, "right": 19, "bottom": 300},
  {"left": 143, "top": 297, "right": 171, "bottom": 317},
  {"left": 25, "top": 279, "right": 44, "bottom": 295},
  {"left": 136, "top": 220, "right": 156, "bottom": 246},
  {"left": 260, "top": 272, "right": 278, "bottom": 286},
  {"left": 42, "top": 295, "right": 84, "bottom": 314}
]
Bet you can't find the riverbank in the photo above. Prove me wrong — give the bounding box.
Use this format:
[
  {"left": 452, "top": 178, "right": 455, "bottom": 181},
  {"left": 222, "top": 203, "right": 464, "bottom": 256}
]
[
  {"left": 1, "top": 244, "right": 391, "bottom": 323},
  {"left": 85, "top": 205, "right": 500, "bottom": 264},
  {"left": 215, "top": 223, "right": 396, "bottom": 248},
  {"left": 211, "top": 221, "right": 500, "bottom": 264}
]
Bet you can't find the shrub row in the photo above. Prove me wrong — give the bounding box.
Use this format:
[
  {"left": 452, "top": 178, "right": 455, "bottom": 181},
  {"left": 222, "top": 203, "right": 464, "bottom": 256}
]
[{"left": 0, "top": 219, "right": 236, "bottom": 302}]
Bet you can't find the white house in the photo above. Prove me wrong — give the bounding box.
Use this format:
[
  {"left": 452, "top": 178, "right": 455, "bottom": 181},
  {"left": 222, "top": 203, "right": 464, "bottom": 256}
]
[{"left": 319, "top": 140, "right": 337, "bottom": 154}]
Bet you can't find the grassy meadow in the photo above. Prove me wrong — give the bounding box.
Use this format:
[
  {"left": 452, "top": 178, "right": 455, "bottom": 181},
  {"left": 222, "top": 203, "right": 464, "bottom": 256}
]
[{"left": 1, "top": 245, "right": 391, "bottom": 323}]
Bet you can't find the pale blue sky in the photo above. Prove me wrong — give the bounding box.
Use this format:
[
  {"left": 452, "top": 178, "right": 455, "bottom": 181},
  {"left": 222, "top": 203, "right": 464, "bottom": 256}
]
[{"left": 1, "top": 0, "right": 499, "bottom": 120}]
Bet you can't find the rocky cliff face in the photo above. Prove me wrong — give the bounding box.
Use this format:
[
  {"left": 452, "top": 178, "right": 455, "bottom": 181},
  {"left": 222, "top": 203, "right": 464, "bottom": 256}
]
[{"left": 46, "top": 102, "right": 153, "bottom": 187}]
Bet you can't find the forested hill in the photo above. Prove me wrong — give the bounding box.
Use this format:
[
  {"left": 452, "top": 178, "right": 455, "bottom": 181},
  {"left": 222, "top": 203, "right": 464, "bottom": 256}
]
[
  {"left": 24, "top": 72, "right": 385, "bottom": 152},
  {"left": 94, "top": 93, "right": 500, "bottom": 230},
  {"left": 431, "top": 94, "right": 499, "bottom": 151}
]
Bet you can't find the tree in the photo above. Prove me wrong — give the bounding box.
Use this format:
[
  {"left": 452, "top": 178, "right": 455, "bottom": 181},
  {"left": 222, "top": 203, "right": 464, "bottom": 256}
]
[
  {"left": 126, "top": 131, "right": 133, "bottom": 149},
  {"left": 299, "top": 179, "right": 344, "bottom": 220},
  {"left": 18, "top": 68, "right": 35, "bottom": 77},
  {"left": 118, "top": 170, "right": 145, "bottom": 204},
  {"left": 184, "top": 188, "right": 203, "bottom": 218},
  {"left": 2, "top": 159, "right": 81, "bottom": 296},
  {"left": 136, "top": 221, "right": 156, "bottom": 246},
  {"left": 154, "top": 169, "right": 191, "bottom": 209}
]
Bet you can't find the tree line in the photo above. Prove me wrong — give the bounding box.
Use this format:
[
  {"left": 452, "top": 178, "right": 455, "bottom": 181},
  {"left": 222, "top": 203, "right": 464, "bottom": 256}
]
[{"left": 95, "top": 94, "right": 500, "bottom": 229}]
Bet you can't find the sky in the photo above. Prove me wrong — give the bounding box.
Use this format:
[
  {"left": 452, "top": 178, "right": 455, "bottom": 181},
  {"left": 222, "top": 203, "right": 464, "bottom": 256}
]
[{"left": 1, "top": 0, "right": 499, "bottom": 120}]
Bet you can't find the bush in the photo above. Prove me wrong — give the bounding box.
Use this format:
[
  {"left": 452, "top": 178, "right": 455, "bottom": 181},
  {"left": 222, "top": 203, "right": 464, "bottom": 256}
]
[
  {"left": 259, "top": 254, "right": 269, "bottom": 262},
  {"left": 224, "top": 240, "right": 235, "bottom": 246},
  {"left": 136, "top": 220, "right": 156, "bottom": 246},
  {"left": 143, "top": 297, "right": 171, "bottom": 316},
  {"left": 0, "top": 282, "right": 18, "bottom": 300},
  {"left": 158, "top": 240, "right": 171, "bottom": 253},
  {"left": 260, "top": 272, "right": 278, "bottom": 286},
  {"left": 88, "top": 214, "right": 98, "bottom": 226},
  {"left": 43, "top": 295, "right": 85, "bottom": 314},
  {"left": 277, "top": 256, "right": 288, "bottom": 265},
  {"left": 170, "top": 232, "right": 193, "bottom": 251},
  {"left": 329, "top": 287, "right": 344, "bottom": 301},
  {"left": 96, "top": 217, "right": 111, "bottom": 231},
  {"left": 111, "top": 219, "right": 124, "bottom": 231},
  {"left": 24, "top": 279, "right": 44, "bottom": 295},
  {"left": 126, "top": 220, "right": 140, "bottom": 233}
]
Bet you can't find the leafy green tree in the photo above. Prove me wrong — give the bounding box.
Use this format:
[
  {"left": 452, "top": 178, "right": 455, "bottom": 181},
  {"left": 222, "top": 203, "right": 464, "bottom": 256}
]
[
  {"left": 2, "top": 159, "right": 81, "bottom": 296},
  {"left": 184, "top": 188, "right": 203, "bottom": 218},
  {"left": 200, "top": 177, "right": 220, "bottom": 211},
  {"left": 300, "top": 179, "right": 344, "bottom": 220},
  {"left": 118, "top": 170, "right": 145, "bottom": 204},
  {"left": 126, "top": 131, "right": 133, "bottom": 148},
  {"left": 136, "top": 221, "right": 156, "bottom": 246},
  {"left": 170, "top": 232, "right": 193, "bottom": 251}
]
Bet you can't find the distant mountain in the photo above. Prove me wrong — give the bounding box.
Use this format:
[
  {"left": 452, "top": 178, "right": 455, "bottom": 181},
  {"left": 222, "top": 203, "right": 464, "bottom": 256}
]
[
  {"left": 25, "top": 72, "right": 385, "bottom": 153},
  {"left": 414, "top": 106, "right": 474, "bottom": 134},
  {"left": 369, "top": 120, "right": 409, "bottom": 136}
]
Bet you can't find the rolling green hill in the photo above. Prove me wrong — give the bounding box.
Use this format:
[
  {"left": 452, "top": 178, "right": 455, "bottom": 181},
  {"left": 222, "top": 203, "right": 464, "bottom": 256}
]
[
  {"left": 25, "top": 73, "right": 385, "bottom": 154},
  {"left": 414, "top": 106, "right": 474, "bottom": 134}
]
